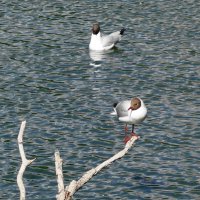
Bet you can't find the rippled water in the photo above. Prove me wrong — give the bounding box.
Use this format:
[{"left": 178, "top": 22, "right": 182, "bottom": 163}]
[{"left": 0, "top": 0, "right": 200, "bottom": 199}]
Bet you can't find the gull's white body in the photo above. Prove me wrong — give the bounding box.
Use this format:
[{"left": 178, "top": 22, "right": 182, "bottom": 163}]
[
  {"left": 89, "top": 31, "right": 124, "bottom": 51},
  {"left": 112, "top": 98, "right": 147, "bottom": 125}
]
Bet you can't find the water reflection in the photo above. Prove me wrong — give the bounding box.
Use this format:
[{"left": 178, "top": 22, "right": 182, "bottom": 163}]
[{"left": 89, "top": 50, "right": 110, "bottom": 67}]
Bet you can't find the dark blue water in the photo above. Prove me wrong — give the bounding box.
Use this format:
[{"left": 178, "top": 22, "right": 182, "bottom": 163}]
[{"left": 0, "top": 0, "right": 199, "bottom": 199}]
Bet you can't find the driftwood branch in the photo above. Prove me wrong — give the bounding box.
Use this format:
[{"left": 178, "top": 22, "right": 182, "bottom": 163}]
[
  {"left": 17, "top": 121, "right": 36, "bottom": 200},
  {"left": 55, "top": 135, "right": 138, "bottom": 200},
  {"left": 15, "top": 121, "right": 138, "bottom": 200},
  {"left": 55, "top": 151, "right": 65, "bottom": 200}
]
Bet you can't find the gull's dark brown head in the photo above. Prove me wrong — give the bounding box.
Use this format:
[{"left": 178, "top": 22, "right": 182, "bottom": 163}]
[
  {"left": 128, "top": 97, "right": 141, "bottom": 111},
  {"left": 92, "top": 23, "right": 100, "bottom": 35}
]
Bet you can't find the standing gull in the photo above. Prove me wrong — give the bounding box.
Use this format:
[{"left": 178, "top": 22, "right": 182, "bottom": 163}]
[
  {"left": 89, "top": 23, "right": 126, "bottom": 51},
  {"left": 112, "top": 97, "right": 147, "bottom": 143}
]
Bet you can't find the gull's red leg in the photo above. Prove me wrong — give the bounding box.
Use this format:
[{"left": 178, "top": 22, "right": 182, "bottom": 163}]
[
  {"left": 123, "top": 124, "right": 131, "bottom": 143},
  {"left": 124, "top": 135, "right": 131, "bottom": 144},
  {"left": 124, "top": 124, "right": 128, "bottom": 132}
]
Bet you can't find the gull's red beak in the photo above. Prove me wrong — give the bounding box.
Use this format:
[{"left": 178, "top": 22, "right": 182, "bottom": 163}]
[{"left": 128, "top": 106, "right": 133, "bottom": 117}]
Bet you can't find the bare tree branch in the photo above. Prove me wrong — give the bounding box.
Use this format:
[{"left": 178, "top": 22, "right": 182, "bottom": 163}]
[
  {"left": 17, "top": 121, "right": 36, "bottom": 200},
  {"left": 55, "top": 151, "right": 65, "bottom": 200},
  {"left": 64, "top": 135, "right": 139, "bottom": 200}
]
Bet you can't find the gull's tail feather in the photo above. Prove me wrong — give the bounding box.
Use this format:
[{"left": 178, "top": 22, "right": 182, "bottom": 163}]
[
  {"left": 110, "top": 102, "right": 118, "bottom": 115},
  {"left": 120, "top": 28, "right": 126, "bottom": 35},
  {"left": 113, "top": 102, "right": 118, "bottom": 108}
]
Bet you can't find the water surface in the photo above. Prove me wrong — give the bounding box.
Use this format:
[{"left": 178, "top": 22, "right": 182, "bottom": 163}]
[{"left": 0, "top": 0, "right": 200, "bottom": 199}]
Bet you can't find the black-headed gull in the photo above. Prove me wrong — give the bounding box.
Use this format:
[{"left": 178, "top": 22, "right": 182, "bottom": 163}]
[
  {"left": 111, "top": 97, "right": 147, "bottom": 143},
  {"left": 89, "top": 23, "right": 126, "bottom": 51}
]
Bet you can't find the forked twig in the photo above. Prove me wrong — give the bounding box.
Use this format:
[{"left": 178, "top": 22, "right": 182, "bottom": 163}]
[{"left": 17, "top": 121, "right": 36, "bottom": 200}]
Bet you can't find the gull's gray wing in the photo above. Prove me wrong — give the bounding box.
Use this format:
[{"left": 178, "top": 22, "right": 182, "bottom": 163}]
[
  {"left": 116, "top": 100, "right": 130, "bottom": 118},
  {"left": 101, "top": 28, "right": 126, "bottom": 48}
]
